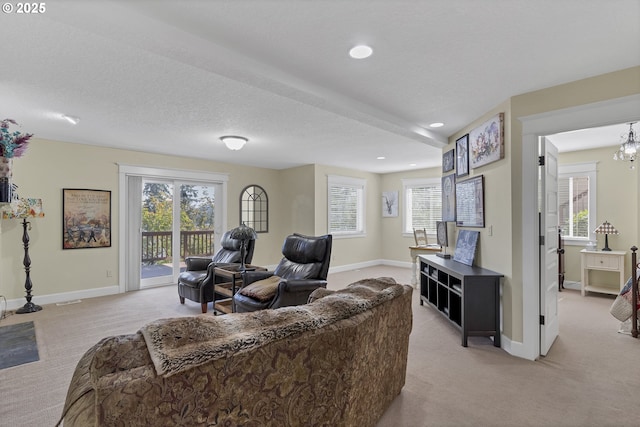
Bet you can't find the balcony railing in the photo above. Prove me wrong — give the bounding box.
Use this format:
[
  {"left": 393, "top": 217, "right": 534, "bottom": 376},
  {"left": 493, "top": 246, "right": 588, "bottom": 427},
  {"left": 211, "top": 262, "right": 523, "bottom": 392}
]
[{"left": 142, "top": 230, "right": 215, "bottom": 264}]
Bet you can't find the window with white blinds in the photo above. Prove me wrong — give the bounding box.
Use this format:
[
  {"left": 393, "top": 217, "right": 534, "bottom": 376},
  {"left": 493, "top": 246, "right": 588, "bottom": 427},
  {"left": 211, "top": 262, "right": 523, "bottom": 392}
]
[
  {"left": 402, "top": 178, "right": 442, "bottom": 235},
  {"left": 327, "top": 175, "right": 366, "bottom": 236},
  {"left": 558, "top": 163, "right": 596, "bottom": 242}
]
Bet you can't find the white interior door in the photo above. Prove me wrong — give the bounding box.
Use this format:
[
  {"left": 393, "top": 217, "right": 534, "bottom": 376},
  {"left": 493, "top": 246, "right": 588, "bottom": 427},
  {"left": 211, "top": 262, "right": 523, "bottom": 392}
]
[{"left": 539, "top": 137, "right": 559, "bottom": 356}]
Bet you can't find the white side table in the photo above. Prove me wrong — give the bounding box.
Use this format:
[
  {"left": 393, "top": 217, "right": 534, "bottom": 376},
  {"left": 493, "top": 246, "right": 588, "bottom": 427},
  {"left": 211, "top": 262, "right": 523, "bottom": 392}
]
[{"left": 580, "top": 249, "right": 626, "bottom": 296}]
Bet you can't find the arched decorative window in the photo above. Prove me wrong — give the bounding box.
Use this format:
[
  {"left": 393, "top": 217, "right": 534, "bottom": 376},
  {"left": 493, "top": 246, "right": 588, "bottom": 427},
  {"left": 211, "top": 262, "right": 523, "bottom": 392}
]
[{"left": 240, "top": 185, "right": 268, "bottom": 233}]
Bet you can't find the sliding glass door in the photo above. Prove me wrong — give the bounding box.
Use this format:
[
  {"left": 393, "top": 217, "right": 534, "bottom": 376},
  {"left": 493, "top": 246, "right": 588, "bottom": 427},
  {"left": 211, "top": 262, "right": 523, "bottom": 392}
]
[
  {"left": 119, "top": 164, "right": 228, "bottom": 293},
  {"left": 140, "top": 181, "right": 217, "bottom": 288}
]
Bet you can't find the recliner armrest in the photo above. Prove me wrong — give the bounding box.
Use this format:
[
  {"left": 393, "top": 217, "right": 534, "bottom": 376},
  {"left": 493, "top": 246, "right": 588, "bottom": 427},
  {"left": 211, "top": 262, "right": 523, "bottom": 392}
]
[
  {"left": 281, "top": 279, "right": 327, "bottom": 292},
  {"left": 185, "top": 257, "right": 213, "bottom": 271},
  {"left": 241, "top": 271, "right": 275, "bottom": 287}
]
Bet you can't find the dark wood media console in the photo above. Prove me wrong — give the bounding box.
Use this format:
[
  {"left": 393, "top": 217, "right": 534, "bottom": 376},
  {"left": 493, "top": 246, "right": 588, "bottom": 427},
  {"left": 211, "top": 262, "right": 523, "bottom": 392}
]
[{"left": 419, "top": 254, "right": 502, "bottom": 347}]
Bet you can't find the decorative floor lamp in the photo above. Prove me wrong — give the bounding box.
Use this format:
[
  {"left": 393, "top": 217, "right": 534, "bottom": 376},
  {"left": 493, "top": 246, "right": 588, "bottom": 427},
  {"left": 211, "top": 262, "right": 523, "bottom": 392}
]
[
  {"left": 593, "top": 220, "right": 618, "bottom": 252},
  {"left": 230, "top": 223, "right": 257, "bottom": 272},
  {"left": 2, "top": 198, "right": 45, "bottom": 313}
]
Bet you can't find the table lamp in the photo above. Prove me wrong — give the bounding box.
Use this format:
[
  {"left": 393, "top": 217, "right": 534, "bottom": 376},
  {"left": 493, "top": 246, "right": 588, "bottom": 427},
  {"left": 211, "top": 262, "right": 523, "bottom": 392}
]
[
  {"left": 230, "top": 223, "right": 257, "bottom": 271},
  {"left": 2, "top": 198, "right": 45, "bottom": 313},
  {"left": 593, "top": 220, "right": 618, "bottom": 252}
]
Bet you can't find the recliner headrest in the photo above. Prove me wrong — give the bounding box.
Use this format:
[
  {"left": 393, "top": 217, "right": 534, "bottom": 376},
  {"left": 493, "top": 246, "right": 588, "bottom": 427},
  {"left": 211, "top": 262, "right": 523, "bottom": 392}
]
[
  {"left": 220, "top": 231, "right": 242, "bottom": 251},
  {"left": 282, "top": 234, "right": 327, "bottom": 264}
]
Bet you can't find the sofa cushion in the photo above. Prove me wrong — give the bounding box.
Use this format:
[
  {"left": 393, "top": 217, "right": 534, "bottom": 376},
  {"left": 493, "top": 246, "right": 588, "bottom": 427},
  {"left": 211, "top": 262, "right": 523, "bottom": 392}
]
[{"left": 238, "top": 275, "right": 281, "bottom": 302}]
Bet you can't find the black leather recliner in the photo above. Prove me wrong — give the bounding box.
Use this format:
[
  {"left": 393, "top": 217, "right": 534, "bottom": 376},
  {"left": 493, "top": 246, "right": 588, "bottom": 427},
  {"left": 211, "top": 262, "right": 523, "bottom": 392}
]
[
  {"left": 233, "top": 233, "right": 332, "bottom": 313},
  {"left": 178, "top": 230, "right": 255, "bottom": 313}
]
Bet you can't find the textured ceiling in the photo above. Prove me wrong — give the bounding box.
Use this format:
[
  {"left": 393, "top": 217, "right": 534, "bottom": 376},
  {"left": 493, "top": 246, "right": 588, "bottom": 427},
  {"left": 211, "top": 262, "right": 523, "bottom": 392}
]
[{"left": 2, "top": 0, "right": 639, "bottom": 173}]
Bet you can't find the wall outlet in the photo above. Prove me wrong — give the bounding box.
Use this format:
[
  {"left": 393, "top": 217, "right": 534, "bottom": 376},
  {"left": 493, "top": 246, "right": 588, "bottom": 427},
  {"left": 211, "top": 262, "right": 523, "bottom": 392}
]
[
  {"left": 106, "top": 269, "right": 112, "bottom": 277},
  {"left": 488, "top": 225, "right": 493, "bottom": 236}
]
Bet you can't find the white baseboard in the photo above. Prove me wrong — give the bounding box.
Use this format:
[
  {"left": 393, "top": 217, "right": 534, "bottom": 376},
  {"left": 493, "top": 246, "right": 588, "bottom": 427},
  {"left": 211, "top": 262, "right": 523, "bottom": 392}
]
[
  {"left": 5, "top": 285, "right": 120, "bottom": 311},
  {"left": 328, "top": 259, "right": 412, "bottom": 273},
  {"left": 4, "top": 260, "right": 413, "bottom": 312}
]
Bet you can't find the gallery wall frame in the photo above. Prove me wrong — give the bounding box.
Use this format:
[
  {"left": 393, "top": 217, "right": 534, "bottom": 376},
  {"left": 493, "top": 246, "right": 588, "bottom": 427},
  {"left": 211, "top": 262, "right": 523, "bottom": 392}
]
[
  {"left": 442, "top": 149, "right": 455, "bottom": 173},
  {"left": 456, "top": 134, "right": 469, "bottom": 178},
  {"left": 469, "top": 112, "right": 504, "bottom": 169},
  {"left": 441, "top": 174, "right": 456, "bottom": 222},
  {"left": 455, "top": 175, "right": 484, "bottom": 228},
  {"left": 63, "top": 188, "right": 112, "bottom": 249}
]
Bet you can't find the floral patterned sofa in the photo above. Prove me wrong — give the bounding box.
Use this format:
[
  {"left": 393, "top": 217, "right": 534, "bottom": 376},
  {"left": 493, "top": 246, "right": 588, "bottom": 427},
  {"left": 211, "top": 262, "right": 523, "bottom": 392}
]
[{"left": 57, "top": 277, "right": 413, "bottom": 427}]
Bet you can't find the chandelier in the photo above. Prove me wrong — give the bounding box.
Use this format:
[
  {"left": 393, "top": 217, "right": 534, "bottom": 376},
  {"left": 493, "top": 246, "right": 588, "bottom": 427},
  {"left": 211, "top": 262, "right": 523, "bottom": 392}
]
[{"left": 613, "top": 122, "right": 639, "bottom": 169}]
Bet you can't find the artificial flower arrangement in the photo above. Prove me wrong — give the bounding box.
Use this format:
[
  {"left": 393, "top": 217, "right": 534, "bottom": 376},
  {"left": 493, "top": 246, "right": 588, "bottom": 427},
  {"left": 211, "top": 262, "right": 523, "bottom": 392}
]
[{"left": 0, "top": 118, "right": 33, "bottom": 158}]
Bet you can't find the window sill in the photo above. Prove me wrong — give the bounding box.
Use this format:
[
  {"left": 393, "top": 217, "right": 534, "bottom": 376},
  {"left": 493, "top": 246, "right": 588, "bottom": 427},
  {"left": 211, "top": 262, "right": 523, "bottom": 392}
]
[
  {"left": 562, "top": 237, "right": 591, "bottom": 247},
  {"left": 332, "top": 232, "right": 366, "bottom": 239}
]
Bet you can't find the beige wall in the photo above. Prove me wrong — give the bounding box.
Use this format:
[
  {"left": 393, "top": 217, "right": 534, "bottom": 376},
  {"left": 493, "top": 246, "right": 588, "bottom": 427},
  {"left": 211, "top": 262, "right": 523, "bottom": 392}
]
[
  {"left": 440, "top": 101, "right": 516, "bottom": 336},
  {"left": 380, "top": 168, "right": 441, "bottom": 262},
  {"left": 559, "top": 145, "right": 639, "bottom": 285},
  {"left": 277, "top": 164, "right": 316, "bottom": 237},
  {"left": 1, "top": 66, "right": 638, "bottom": 352},
  {"left": 313, "top": 165, "right": 383, "bottom": 267},
  {"left": 508, "top": 66, "right": 640, "bottom": 343},
  {"left": 0, "top": 138, "right": 286, "bottom": 299}
]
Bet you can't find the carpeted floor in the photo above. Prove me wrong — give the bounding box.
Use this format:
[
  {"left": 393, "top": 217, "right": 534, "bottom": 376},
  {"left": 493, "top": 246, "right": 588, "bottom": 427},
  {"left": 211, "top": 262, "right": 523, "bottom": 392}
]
[
  {"left": 0, "top": 266, "right": 638, "bottom": 426},
  {"left": 0, "top": 321, "right": 39, "bottom": 370}
]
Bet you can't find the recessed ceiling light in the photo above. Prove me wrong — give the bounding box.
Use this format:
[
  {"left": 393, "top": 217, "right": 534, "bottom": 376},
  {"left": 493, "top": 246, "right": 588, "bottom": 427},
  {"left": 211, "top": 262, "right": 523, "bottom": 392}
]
[
  {"left": 429, "top": 122, "right": 444, "bottom": 128},
  {"left": 409, "top": 163, "right": 417, "bottom": 167},
  {"left": 349, "top": 45, "right": 373, "bottom": 59},
  {"left": 62, "top": 114, "right": 80, "bottom": 125},
  {"left": 377, "top": 156, "right": 386, "bottom": 160}
]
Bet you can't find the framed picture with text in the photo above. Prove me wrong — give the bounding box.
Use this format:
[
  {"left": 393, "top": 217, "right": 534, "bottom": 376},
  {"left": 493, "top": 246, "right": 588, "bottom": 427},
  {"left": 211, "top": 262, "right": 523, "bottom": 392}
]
[
  {"left": 455, "top": 175, "right": 484, "bottom": 228},
  {"left": 63, "top": 189, "right": 112, "bottom": 249}
]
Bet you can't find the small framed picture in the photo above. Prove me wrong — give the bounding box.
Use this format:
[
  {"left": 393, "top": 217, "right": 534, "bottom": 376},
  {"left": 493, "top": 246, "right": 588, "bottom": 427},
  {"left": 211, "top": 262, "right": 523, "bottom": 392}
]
[
  {"left": 456, "top": 134, "right": 469, "bottom": 178},
  {"left": 382, "top": 191, "right": 399, "bottom": 217},
  {"left": 442, "top": 149, "right": 455, "bottom": 173},
  {"left": 436, "top": 221, "right": 448, "bottom": 247}
]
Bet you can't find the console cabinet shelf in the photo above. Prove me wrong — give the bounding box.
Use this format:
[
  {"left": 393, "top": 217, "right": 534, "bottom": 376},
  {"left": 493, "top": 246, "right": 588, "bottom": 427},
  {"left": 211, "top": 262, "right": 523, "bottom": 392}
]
[{"left": 419, "top": 254, "right": 502, "bottom": 347}]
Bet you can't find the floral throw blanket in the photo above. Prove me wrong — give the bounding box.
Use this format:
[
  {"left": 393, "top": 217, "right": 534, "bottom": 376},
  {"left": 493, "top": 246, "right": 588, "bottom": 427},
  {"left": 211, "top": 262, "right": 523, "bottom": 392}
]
[{"left": 141, "top": 277, "right": 407, "bottom": 377}]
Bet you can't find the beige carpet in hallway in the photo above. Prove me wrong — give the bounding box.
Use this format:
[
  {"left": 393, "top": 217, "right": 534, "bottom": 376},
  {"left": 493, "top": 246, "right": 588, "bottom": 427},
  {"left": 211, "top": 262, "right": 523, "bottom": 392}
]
[{"left": 0, "top": 266, "right": 637, "bottom": 426}]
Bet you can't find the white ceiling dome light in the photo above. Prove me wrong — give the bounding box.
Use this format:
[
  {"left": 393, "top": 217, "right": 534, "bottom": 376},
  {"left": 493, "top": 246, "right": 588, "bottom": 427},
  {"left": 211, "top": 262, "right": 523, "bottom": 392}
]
[{"left": 220, "top": 135, "right": 248, "bottom": 151}]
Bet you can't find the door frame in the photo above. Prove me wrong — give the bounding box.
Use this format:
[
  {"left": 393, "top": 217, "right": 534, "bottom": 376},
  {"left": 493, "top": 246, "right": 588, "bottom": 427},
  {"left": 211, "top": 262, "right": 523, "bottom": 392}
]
[
  {"left": 118, "top": 164, "right": 229, "bottom": 294},
  {"left": 519, "top": 93, "right": 640, "bottom": 360}
]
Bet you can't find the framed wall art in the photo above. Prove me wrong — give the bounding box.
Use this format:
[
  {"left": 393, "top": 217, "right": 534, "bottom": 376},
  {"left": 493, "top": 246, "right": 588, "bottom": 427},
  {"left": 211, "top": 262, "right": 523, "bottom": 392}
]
[
  {"left": 382, "top": 191, "right": 398, "bottom": 217},
  {"left": 455, "top": 175, "right": 484, "bottom": 228},
  {"left": 436, "top": 221, "right": 448, "bottom": 247},
  {"left": 456, "top": 134, "right": 469, "bottom": 178},
  {"left": 441, "top": 174, "right": 456, "bottom": 222},
  {"left": 442, "top": 149, "right": 455, "bottom": 173},
  {"left": 453, "top": 230, "right": 480, "bottom": 266},
  {"left": 63, "top": 189, "right": 112, "bottom": 249},
  {"left": 469, "top": 112, "right": 504, "bottom": 169}
]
